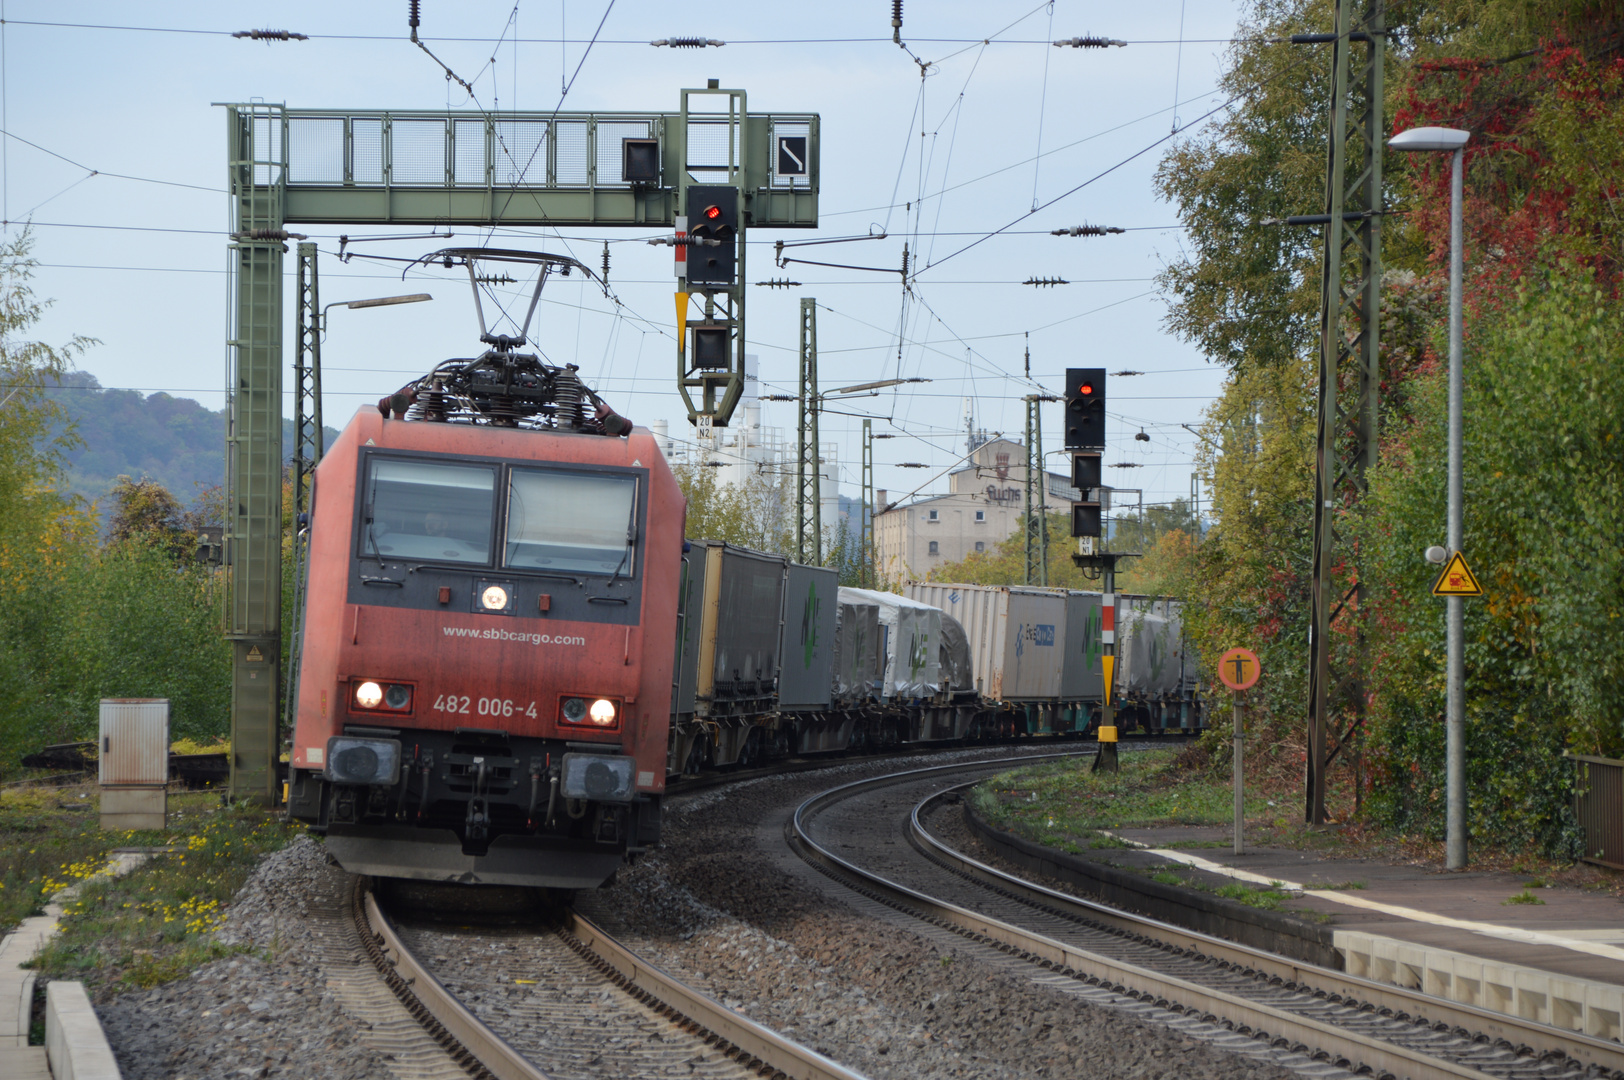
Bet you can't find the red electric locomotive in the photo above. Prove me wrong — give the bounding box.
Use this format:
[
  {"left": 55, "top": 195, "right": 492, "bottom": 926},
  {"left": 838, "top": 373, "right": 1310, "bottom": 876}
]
[{"left": 285, "top": 250, "right": 684, "bottom": 890}]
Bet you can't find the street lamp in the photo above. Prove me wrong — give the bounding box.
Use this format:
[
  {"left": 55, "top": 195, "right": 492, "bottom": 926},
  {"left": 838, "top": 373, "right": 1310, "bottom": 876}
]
[
  {"left": 295, "top": 291, "right": 434, "bottom": 510},
  {"left": 793, "top": 376, "right": 930, "bottom": 565},
  {"left": 1390, "top": 124, "right": 1471, "bottom": 870},
  {"left": 320, "top": 292, "right": 434, "bottom": 329}
]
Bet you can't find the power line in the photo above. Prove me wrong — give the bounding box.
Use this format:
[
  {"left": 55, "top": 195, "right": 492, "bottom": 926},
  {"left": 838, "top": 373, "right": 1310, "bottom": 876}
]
[
  {"left": 0, "top": 128, "right": 222, "bottom": 192},
  {"left": 3, "top": 20, "right": 1262, "bottom": 47}
]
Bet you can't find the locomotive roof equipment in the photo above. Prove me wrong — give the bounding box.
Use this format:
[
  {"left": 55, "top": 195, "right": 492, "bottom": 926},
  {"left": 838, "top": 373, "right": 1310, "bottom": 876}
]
[{"left": 379, "top": 248, "right": 631, "bottom": 436}]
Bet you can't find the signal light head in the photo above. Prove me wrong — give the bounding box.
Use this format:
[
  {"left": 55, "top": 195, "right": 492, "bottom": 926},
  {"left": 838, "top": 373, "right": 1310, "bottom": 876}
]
[
  {"left": 1078, "top": 381, "right": 1095, "bottom": 395},
  {"left": 704, "top": 204, "right": 722, "bottom": 220}
]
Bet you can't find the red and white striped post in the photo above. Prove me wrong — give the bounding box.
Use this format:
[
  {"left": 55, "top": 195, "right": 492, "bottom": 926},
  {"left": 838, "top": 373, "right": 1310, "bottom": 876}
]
[{"left": 1094, "top": 582, "right": 1119, "bottom": 773}]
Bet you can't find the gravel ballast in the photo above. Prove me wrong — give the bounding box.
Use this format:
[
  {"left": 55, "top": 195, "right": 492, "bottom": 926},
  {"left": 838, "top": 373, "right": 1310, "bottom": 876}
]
[
  {"left": 96, "top": 836, "right": 396, "bottom": 1080},
  {"left": 93, "top": 748, "right": 1296, "bottom": 1080},
  {"left": 581, "top": 751, "right": 1297, "bottom": 1080}
]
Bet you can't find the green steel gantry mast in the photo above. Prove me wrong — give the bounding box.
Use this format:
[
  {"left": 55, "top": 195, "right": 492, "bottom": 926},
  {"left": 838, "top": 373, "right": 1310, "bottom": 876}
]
[{"left": 223, "top": 91, "right": 820, "bottom": 802}]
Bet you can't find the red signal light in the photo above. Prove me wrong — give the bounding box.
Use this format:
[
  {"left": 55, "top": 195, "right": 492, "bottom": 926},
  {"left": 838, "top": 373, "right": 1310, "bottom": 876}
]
[
  {"left": 1078, "top": 382, "right": 1095, "bottom": 396},
  {"left": 704, "top": 204, "right": 722, "bottom": 220}
]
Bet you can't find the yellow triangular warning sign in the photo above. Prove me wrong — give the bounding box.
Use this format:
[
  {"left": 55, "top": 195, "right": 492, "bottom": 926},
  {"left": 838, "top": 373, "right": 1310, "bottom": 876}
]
[
  {"left": 1102, "top": 654, "right": 1115, "bottom": 706},
  {"left": 1431, "top": 551, "right": 1483, "bottom": 597}
]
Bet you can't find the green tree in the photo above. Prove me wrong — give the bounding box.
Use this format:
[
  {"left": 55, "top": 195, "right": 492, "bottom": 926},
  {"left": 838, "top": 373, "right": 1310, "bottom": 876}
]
[
  {"left": 0, "top": 234, "right": 230, "bottom": 767},
  {"left": 1158, "top": 0, "right": 1624, "bottom": 844},
  {"left": 105, "top": 476, "right": 190, "bottom": 554},
  {"left": 1357, "top": 264, "right": 1623, "bottom": 853},
  {"left": 1153, "top": 0, "right": 1332, "bottom": 372},
  {"left": 672, "top": 460, "right": 794, "bottom": 556}
]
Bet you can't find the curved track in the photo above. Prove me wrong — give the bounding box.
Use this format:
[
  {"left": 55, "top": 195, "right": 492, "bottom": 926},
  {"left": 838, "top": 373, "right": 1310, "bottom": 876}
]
[{"left": 787, "top": 760, "right": 1624, "bottom": 1080}]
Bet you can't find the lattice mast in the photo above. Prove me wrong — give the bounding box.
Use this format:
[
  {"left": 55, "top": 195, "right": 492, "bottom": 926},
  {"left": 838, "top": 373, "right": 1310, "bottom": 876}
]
[
  {"left": 1305, "top": 0, "right": 1386, "bottom": 825},
  {"left": 795, "top": 298, "right": 822, "bottom": 565},
  {"left": 1023, "top": 395, "right": 1050, "bottom": 586}
]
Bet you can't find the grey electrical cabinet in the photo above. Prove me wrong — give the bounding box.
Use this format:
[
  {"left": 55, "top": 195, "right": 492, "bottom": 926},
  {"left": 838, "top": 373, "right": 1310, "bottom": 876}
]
[{"left": 99, "top": 699, "right": 168, "bottom": 831}]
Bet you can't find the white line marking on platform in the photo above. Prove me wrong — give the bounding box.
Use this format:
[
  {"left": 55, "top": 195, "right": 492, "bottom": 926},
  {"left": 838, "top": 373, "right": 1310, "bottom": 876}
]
[{"left": 1099, "top": 833, "right": 1624, "bottom": 963}]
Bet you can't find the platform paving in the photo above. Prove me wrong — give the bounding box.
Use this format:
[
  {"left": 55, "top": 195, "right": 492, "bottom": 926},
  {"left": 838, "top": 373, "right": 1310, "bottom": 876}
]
[
  {"left": 0, "top": 850, "right": 148, "bottom": 1076},
  {"left": 1106, "top": 825, "right": 1624, "bottom": 1039}
]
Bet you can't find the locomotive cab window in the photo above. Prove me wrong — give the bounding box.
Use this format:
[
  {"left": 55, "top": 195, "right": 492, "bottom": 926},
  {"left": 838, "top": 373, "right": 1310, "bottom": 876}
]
[
  {"left": 362, "top": 458, "right": 497, "bottom": 565},
  {"left": 505, "top": 468, "right": 638, "bottom": 576}
]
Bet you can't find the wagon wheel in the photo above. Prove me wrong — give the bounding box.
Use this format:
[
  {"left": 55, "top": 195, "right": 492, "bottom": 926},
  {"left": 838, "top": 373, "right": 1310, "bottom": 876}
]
[
  {"left": 684, "top": 732, "right": 710, "bottom": 775},
  {"left": 736, "top": 728, "right": 760, "bottom": 768}
]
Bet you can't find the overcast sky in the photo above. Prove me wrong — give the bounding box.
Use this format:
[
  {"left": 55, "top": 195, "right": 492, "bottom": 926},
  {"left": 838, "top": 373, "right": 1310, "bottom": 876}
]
[{"left": 6, "top": 1, "right": 1247, "bottom": 512}]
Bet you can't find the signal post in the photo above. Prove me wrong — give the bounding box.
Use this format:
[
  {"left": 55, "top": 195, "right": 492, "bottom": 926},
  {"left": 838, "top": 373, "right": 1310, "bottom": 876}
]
[{"left": 1063, "top": 368, "right": 1135, "bottom": 772}]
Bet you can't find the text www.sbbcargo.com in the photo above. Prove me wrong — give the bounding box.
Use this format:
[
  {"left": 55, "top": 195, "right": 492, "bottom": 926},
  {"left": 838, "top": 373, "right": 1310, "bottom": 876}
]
[{"left": 442, "top": 626, "right": 586, "bottom": 647}]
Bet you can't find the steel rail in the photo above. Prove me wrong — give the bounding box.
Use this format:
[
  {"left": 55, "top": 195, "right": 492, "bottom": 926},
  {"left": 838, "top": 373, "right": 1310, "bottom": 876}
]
[
  {"left": 362, "top": 881, "right": 868, "bottom": 1080},
  {"left": 787, "top": 764, "right": 1509, "bottom": 1080},
  {"left": 566, "top": 911, "right": 869, "bottom": 1080},
  {"left": 911, "top": 786, "right": 1624, "bottom": 1078},
  {"left": 362, "top": 886, "right": 555, "bottom": 1080}
]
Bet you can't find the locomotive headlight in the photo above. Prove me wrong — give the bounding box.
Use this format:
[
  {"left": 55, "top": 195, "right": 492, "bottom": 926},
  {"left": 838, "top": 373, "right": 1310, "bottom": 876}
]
[
  {"left": 354, "top": 681, "right": 384, "bottom": 709},
  {"left": 561, "top": 697, "right": 587, "bottom": 723},
  {"left": 383, "top": 683, "right": 412, "bottom": 710},
  {"left": 589, "top": 698, "right": 617, "bottom": 724},
  {"left": 481, "top": 584, "right": 510, "bottom": 610}
]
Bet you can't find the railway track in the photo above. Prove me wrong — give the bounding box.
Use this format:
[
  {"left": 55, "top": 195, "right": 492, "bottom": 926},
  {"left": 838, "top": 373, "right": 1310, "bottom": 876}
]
[
  {"left": 314, "top": 870, "right": 866, "bottom": 1080},
  {"left": 787, "top": 759, "right": 1624, "bottom": 1080}
]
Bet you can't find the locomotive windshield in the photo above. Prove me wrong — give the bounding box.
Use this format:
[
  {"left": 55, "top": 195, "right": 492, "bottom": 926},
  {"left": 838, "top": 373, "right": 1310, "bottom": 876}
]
[
  {"left": 505, "top": 468, "right": 637, "bottom": 576},
  {"left": 362, "top": 459, "right": 496, "bottom": 564}
]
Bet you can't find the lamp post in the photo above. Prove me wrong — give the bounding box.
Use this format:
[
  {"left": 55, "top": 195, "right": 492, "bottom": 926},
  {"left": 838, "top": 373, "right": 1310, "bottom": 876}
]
[
  {"left": 1389, "top": 125, "right": 1470, "bottom": 870},
  {"left": 296, "top": 291, "right": 434, "bottom": 511},
  {"left": 767, "top": 376, "right": 929, "bottom": 566}
]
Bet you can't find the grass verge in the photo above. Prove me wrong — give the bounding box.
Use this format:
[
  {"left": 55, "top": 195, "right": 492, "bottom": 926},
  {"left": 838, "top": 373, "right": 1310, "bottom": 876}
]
[
  {"left": 969, "top": 748, "right": 1272, "bottom": 853},
  {"left": 4, "top": 783, "right": 303, "bottom": 998}
]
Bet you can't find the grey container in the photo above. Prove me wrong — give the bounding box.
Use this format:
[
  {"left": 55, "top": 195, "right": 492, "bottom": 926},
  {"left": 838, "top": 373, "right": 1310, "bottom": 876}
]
[
  {"left": 832, "top": 594, "right": 882, "bottom": 705},
  {"left": 1059, "top": 591, "right": 1105, "bottom": 700},
  {"left": 691, "top": 542, "right": 786, "bottom": 711},
  {"left": 779, "top": 562, "right": 839, "bottom": 711},
  {"left": 673, "top": 547, "right": 706, "bottom": 715},
  {"left": 905, "top": 582, "right": 1066, "bottom": 702}
]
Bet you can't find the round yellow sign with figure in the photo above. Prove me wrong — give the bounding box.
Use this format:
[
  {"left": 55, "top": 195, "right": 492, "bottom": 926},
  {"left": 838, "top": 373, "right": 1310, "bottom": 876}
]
[{"left": 1217, "top": 647, "right": 1261, "bottom": 691}]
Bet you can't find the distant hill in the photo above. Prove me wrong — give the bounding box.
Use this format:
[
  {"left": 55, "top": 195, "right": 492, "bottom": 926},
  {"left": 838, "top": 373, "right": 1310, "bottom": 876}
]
[{"left": 47, "top": 372, "right": 340, "bottom": 524}]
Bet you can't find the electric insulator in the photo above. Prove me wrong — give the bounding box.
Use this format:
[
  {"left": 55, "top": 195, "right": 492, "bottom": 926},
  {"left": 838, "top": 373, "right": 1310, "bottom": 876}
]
[
  {"left": 1052, "top": 224, "right": 1126, "bottom": 237},
  {"left": 1053, "top": 35, "right": 1127, "bottom": 48},
  {"left": 409, "top": 0, "right": 420, "bottom": 28},
  {"left": 651, "top": 37, "right": 725, "bottom": 48},
  {"left": 232, "top": 29, "right": 308, "bottom": 40},
  {"left": 892, "top": 0, "right": 904, "bottom": 43}
]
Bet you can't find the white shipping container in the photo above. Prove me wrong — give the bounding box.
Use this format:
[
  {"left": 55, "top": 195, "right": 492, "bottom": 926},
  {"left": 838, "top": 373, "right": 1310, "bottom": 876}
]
[
  {"left": 98, "top": 699, "right": 169, "bottom": 786},
  {"left": 838, "top": 587, "right": 941, "bottom": 699},
  {"left": 1117, "top": 599, "right": 1185, "bottom": 696},
  {"left": 904, "top": 583, "right": 1066, "bottom": 701}
]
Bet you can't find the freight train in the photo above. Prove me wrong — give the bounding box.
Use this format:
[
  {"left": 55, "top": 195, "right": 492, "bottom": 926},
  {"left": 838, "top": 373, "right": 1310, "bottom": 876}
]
[{"left": 283, "top": 249, "right": 1201, "bottom": 890}]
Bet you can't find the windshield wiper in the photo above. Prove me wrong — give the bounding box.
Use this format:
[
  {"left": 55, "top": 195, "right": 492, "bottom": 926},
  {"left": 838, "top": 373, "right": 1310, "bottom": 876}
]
[
  {"left": 362, "top": 479, "right": 386, "bottom": 565},
  {"left": 606, "top": 491, "right": 638, "bottom": 587}
]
